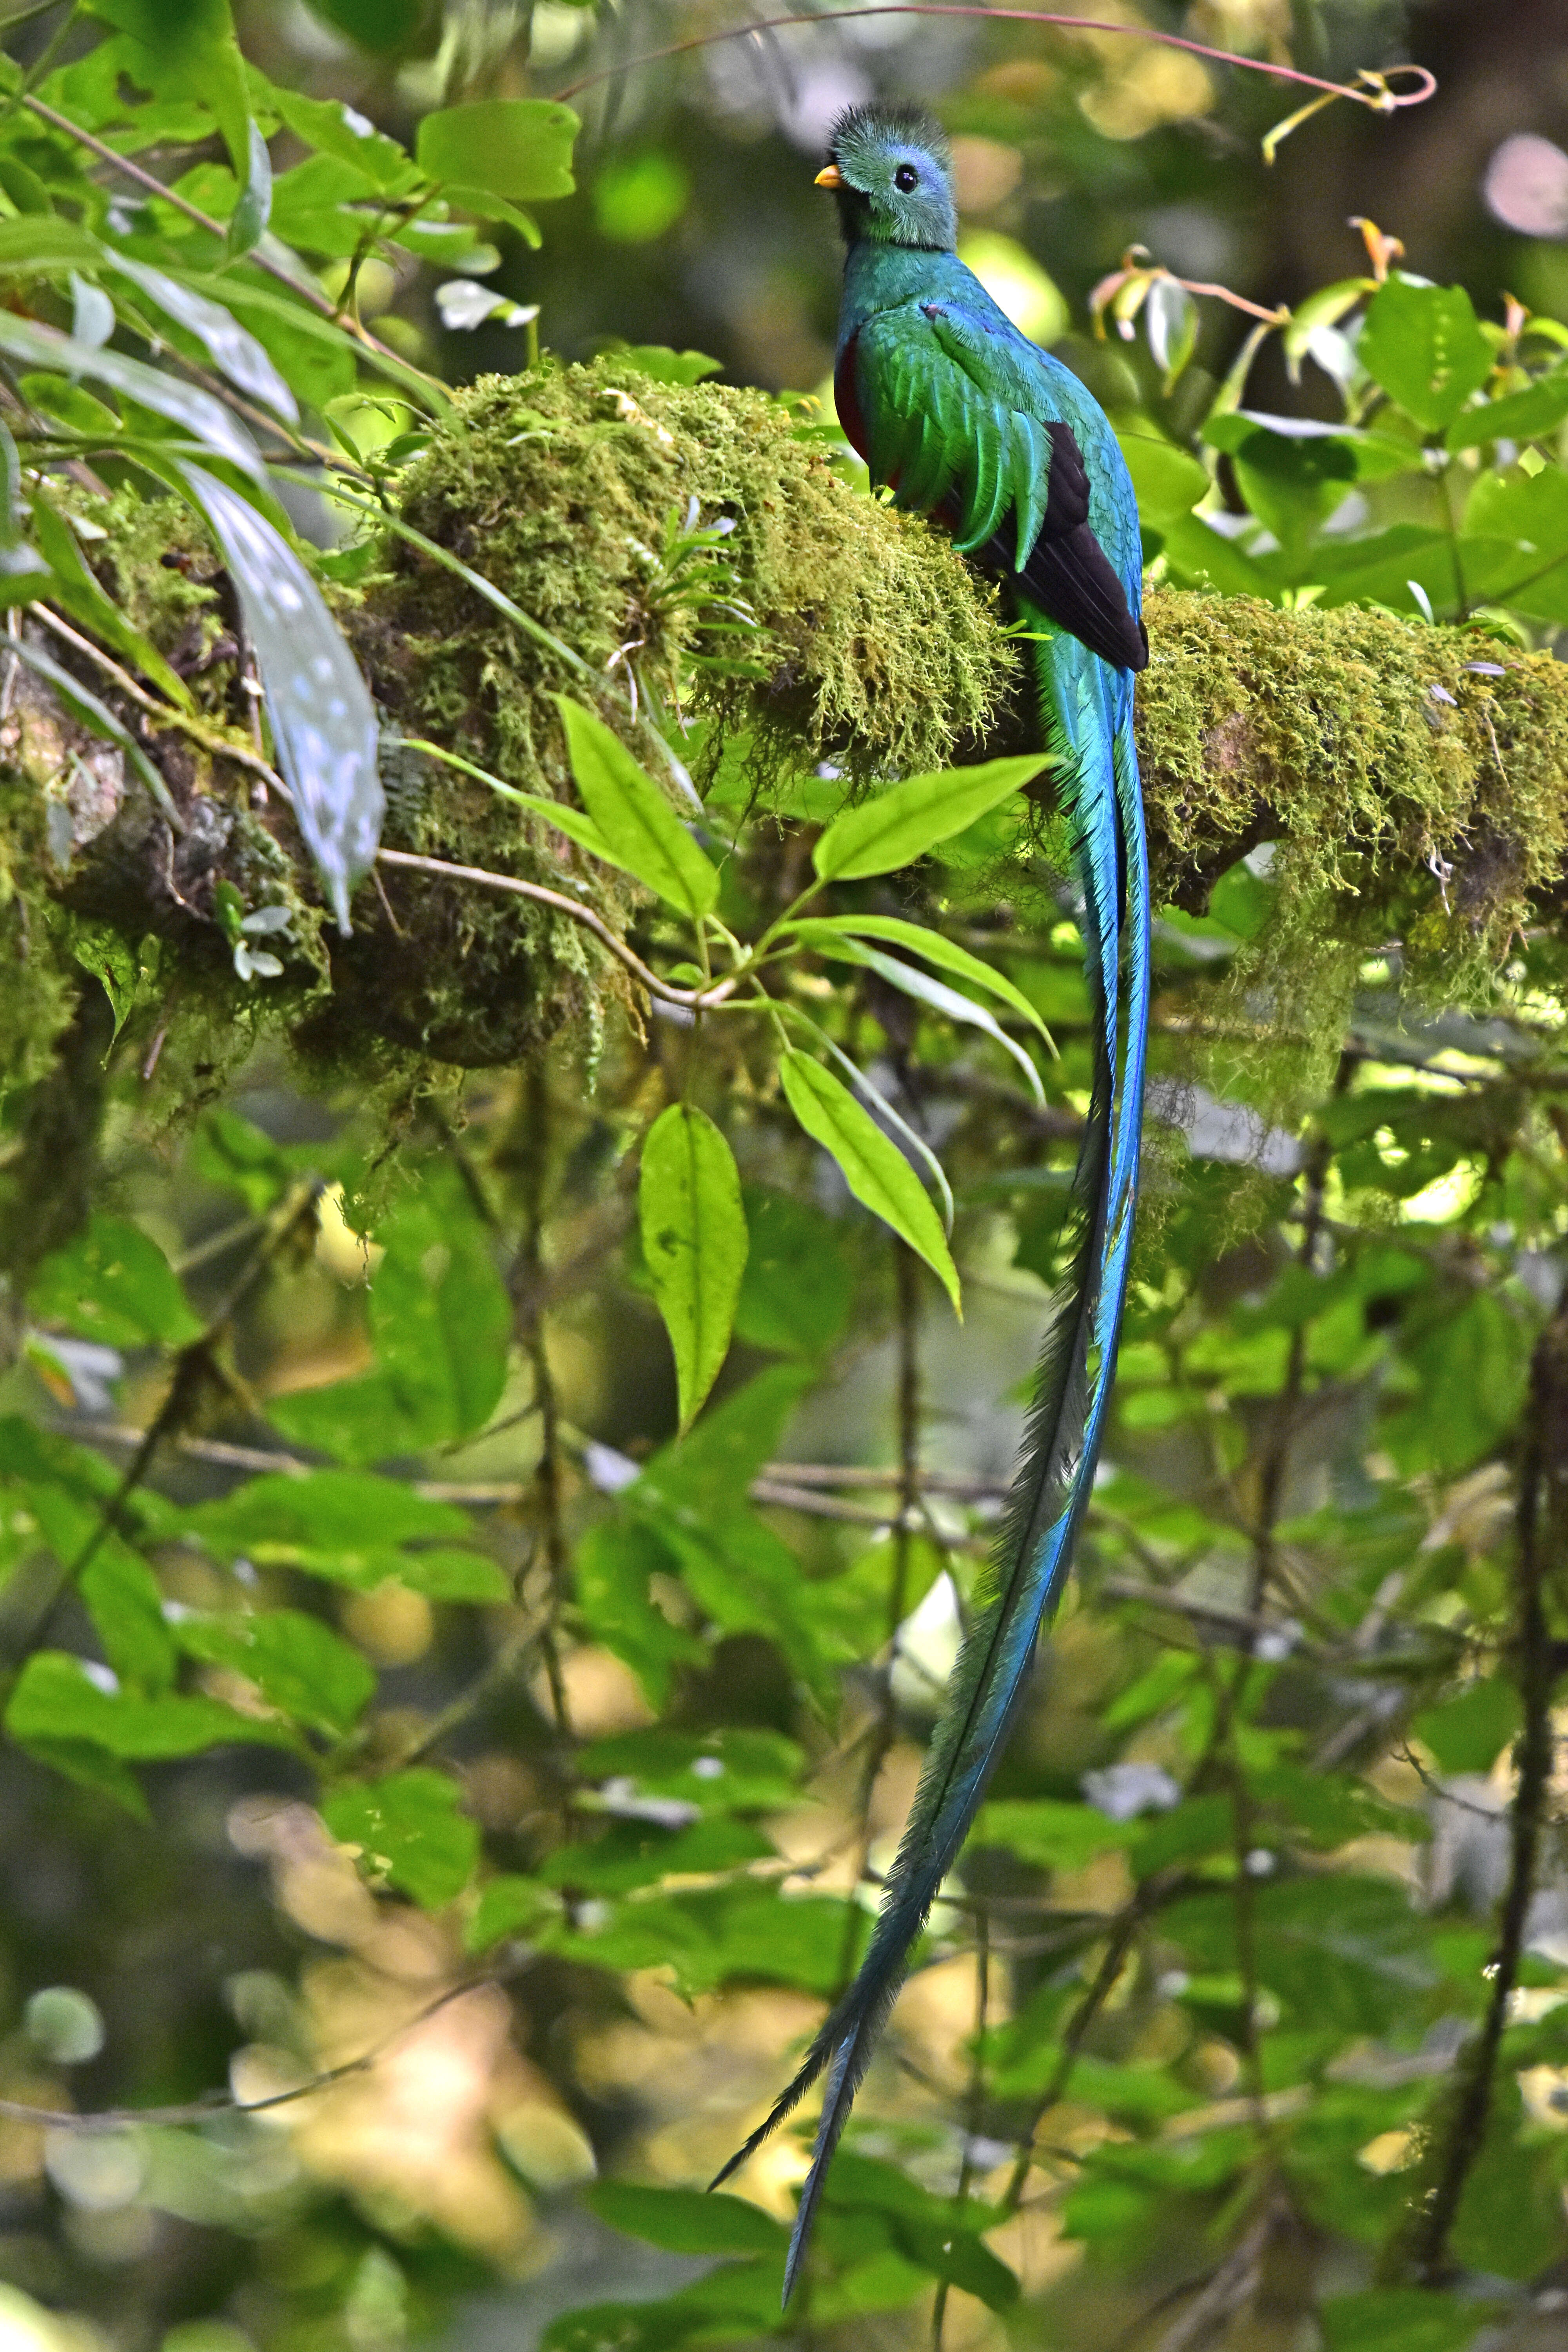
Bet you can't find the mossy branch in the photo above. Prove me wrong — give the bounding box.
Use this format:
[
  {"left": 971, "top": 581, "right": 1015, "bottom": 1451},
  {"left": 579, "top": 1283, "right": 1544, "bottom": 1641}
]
[{"left": 5, "top": 359, "right": 1568, "bottom": 1165}]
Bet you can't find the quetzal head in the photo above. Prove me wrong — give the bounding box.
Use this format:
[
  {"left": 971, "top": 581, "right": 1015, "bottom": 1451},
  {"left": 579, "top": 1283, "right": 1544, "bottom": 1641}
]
[{"left": 815, "top": 103, "right": 957, "bottom": 251}]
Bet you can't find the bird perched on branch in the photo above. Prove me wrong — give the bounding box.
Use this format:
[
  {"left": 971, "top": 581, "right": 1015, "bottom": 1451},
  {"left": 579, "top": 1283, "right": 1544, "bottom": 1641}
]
[{"left": 711, "top": 101, "right": 1151, "bottom": 2302}]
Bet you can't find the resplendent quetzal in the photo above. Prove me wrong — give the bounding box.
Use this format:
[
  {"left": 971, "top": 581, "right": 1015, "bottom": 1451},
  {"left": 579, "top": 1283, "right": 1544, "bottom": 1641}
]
[{"left": 712, "top": 103, "right": 1151, "bottom": 2301}]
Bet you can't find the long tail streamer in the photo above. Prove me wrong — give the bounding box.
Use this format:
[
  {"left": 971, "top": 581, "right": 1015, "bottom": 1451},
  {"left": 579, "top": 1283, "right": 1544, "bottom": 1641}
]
[{"left": 712, "top": 606, "right": 1150, "bottom": 2304}]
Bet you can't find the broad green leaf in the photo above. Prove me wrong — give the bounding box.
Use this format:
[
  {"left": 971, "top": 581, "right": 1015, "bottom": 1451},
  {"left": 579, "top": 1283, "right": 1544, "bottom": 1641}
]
[
  {"left": 575, "top": 1517, "right": 704, "bottom": 1711},
  {"left": 1446, "top": 368, "right": 1568, "bottom": 451},
  {"left": 416, "top": 100, "right": 579, "bottom": 203},
  {"left": 31, "top": 1215, "right": 201, "bottom": 1348},
  {"left": 255, "top": 76, "right": 421, "bottom": 192},
  {"left": 576, "top": 1727, "right": 803, "bottom": 1816},
  {"left": 782, "top": 915, "right": 1052, "bottom": 1042},
  {"left": 109, "top": 258, "right": 298, "bottom": 423},
  {"left": 294, "top": 0, "right": 432, "bottom": 54},
  {"left": 465, "top": 1874, "right": 558, "bottom": 1954},
  {"left": 87, "top": 0, "right": 253, "bottom": 187},
  {"left": 388, "top": 1549, "right": 510, "bottom": 1602},
  {"left": 811, "top": 753, "right": 1048, "bottom": 882},
  {"left": 1319, "top": 2289, "right": 1495, "bottom": 2352},
  {"left": 269, "top": 1167, "right": 511, "bottom": 1464},
  {"left": 0, "top": 312, "right": 263, "bottom": 479},
  {"left": 187, "top": 1469, "right": 471, "bottom": 1557},
  {"left": 777, "top": 1050, "right": 960, "bottom": 1311},
  {"left": 538, "top": 1816, "right": 769, "bottom": 1896},
  {"left": 640, "top": 1105, "right": 748, "bottom": 1432},
  {"left": 552, "top": 697, "right": 717, "bottom": 918},
  {"left": 732, "top": 1186, "right": 850, "bottom": 1357},
  {"left": 323, "top": 1769, "right": 479, "bottom": 1909},
  {"left": 587, "top": 2185, "right": 786, "bottom": 2258},
  {"left": 1413, "top": 1675, "right": 1521, "bottom": 1773},
  {"left": 6, "top": 1651, "right": 296, "bottom": 1759},
  {"left": 174, "top": 269, "right": 442, "bottom": 410},
  {"left": 175, "top": 1610, "right": 375, "bottom": 1737},
  {"left": 1358, "top": 278, "right": 1494, "bottom": 434},
  {"left": 81, "top": 1540, "right": 175, "bottom": 1693},
  {"left": 180, "top": 466, "right": 382, "bottom": 931},
  {"left": 976, "top": 1798, "right": 1141, "bottom": 1870},
  {"left": 0, "top": 216, "right": 102, "bottom": 272},
  {"left": 1116, "top": 427, "right": 1209, "bottom": 524}
]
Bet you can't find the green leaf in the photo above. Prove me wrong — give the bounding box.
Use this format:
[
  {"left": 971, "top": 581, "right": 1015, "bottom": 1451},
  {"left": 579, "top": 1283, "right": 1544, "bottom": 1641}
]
[
  {"left": 109, "top": 258, "right": 297, "bottom": 424},
  {"left": 1445, "top": 368, "right": 1568, "bottom": 451},
  {"left": 416, "top": 100, "right": 579, "bottom": 203},
  {"left": 1358, "top": 278, "right": 1494, "bottom": 434},
  {"left": 323, "top": 1769, "right": 479, "bottom": 1909},
  {"left": 1414, "top": 1675, "right": 1521, "bottom": 1773},
  {"left": 777, "top": 1050, "right": 960, "bottom": 1312},
  {"left": 31, "top": 1214, "right": 201, "bottom": 1348},
  {"left": 575, "top": 1727, "right": 803, "bottom": 1816},
  {"left": 640, "top": 1105, "right": 748, "bottom": 1432},
  {"left": 793, "top": 931, "right": 1044, "bottom": 1103},
  {"left": 612, "top": 346, "right": 722, "bottom": 386},
  {"left": 586, "top": 2184, "right": 786, "bottom": 2258},
  {"left": 1319, "top": 2289, "right": 1495, "bottom": 2352},
  {"left": 465, "top": 1873, "right": 558, "bottom": 1953},
  {"left": 574, "top": 1517, "right": 704, "bottom": 1711},
  {"left": 187, "top": 1468, "right": 470, "bottom": 1559},
  {"left": 552, "top": 697, "right": 717, "bottom": 918},
  {"left": 0, "top": 216, "right": 103, "bottom": 272},
  {"left": 87, "top": 0, "right": 254, "bottom": 188},
  {"left": 732, "top": 1186, "right": 850, "bottom": 1357},
  {"left": 0, "top": 312, "right": 262, "bottom": 478},
  {"left": 1115, "top": 428, "right": 1209, "bottom": 525},
  {"left": 175, "top": 1610, "right": 375, "bottom": 1737},
  {"left": 295, "top": 0, "right": 434, "bottom": 54},
  {"left": 6, "top": 1651, "right": 296, "bottom": 1759},
  {"left": 781, "top": 914, "right": 1052, "bottom": 1042},
  {"left": 179, "top": 465, "right": 381, "bottom": 932},
  {"left": 811, "top": 753, "right": 1048, "bottom": 882},
  {"left": 269, "top": 1165, "right": 511, "bottom": 1463},
  {"left": 539, "top": 1815, "right": 769, "bottom": 1895},
  {"left": 81, "top": 1540, "right": 175, "bottom": 1693},
  {"left": 975, "top": 1798, "right": 1141, "bottom": 1870}
]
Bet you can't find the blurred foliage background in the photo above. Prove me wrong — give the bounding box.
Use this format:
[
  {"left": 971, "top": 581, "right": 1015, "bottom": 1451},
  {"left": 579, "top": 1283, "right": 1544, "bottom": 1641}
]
[{"left": 7, "top": 6, "right": 1568, "bottom": 2352}]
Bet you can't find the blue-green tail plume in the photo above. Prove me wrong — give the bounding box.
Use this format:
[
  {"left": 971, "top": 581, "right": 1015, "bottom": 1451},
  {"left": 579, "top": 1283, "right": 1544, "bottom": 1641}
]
[{"left": 711, "top": 103, "right": 1150, "bottom": 2306}]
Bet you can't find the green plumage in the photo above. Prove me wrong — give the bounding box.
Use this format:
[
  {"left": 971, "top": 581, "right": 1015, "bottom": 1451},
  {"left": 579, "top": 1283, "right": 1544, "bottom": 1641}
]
[{"left": 713, "top": 103, "right": 1152, "bottom": 2304}]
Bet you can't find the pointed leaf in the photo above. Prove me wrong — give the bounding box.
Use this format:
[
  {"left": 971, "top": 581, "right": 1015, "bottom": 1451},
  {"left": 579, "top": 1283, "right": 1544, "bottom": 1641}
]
[
  {"left": 110, "top": 257, "right": 297, "bottom": 423},
  {"left": 323, "top": 1769, "right": 479, "bottom": 1909},
  {"left": 0, "top": 313, "right": 263, "bottom": 479},
  {"left": 639, "top": 1104, "right": 748, "bottom": 1432},
  {"left": 812, "top": 753, "right": 1048, "bottom": 882},
  {"left": 777, "top": 1049, "right": 960, "bottom": 1311},
  {"left": 226, "top": 117, "right": 274, "bottom": 260},
  {"left": 416, "top": 100, "right": 579, "bottom": 203},
  {"left": 553, "top": 696, "right": 717, "bottom": 918},
  {"left": 781, "top": 915, "right": 1052, "bottom": 1042},
  {"left": 792, "top": 932, "right": 1044, "bottom": 1103},
  {"left": 181, "top": 465, "right": 382, "bottom": 930},
  {"left": 1359, "top": 278, "right": 1494, "bottom": 434}
]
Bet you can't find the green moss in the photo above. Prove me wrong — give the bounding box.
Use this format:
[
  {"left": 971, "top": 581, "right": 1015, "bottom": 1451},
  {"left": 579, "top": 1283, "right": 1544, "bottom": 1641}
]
[{"left": 1137, "top": 586, "right": 1568, "bottom": 965}]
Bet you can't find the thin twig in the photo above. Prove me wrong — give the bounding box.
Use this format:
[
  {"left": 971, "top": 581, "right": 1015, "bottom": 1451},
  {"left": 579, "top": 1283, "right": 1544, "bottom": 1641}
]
[
  {"left": 30, "top": 603, "right": 285, "bottom": 790},
  {"left": 554, "top": 9, "right": 1437, "bottom": 118},
  {"left": 1388, "top": 1297, "right": 1568, "bottom": 2283},
  {"left": 374, "top": 847, "right": 738, "bottom": 1010},
  {"left": 0, "top": 1969, "right": 519, "bottom": 2134},
  {"left": 18, "top": 93, "right": 431, "bottom": 390}
]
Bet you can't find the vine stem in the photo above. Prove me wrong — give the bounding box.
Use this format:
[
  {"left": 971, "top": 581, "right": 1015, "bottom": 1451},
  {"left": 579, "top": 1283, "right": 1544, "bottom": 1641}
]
[
  {"left": 1386, "top": 1294, "right": 1568, "bottom": 2284},
  {"left": 553, "top": 8, "right": 1438, "bottom": 124}
]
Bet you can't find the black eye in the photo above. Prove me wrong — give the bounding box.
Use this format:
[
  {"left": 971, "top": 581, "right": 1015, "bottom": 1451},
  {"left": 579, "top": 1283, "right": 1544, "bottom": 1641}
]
[{"left": 894, "top": 163, "right": 919, "bottom": 192}]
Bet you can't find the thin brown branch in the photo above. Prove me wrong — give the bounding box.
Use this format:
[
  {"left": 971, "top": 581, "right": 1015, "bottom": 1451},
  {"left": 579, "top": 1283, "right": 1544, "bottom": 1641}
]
[
  {"left": 375, "top": 847, "right": 738, "bottom": 1011},
  {"left": 0, "top": 1969, "right": 518, "bottom": 2134},
  {"left": 30, "top": 603, "right": 285, "bottom": 790},
  {"left": 1387, "top": 1298, "right": 1568, "bottom": 2283},
  {"left": 554, "top": 9, "right": 1437, "bottom": 119},
  {"left": 18, "top": 93, "right": 431, "bottom": 389}
]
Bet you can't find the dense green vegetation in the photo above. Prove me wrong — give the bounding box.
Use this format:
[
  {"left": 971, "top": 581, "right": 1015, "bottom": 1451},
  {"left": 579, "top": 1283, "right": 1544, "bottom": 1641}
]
[{"left": 3, "top": 7, "right": 1568, "bottom": 2352}]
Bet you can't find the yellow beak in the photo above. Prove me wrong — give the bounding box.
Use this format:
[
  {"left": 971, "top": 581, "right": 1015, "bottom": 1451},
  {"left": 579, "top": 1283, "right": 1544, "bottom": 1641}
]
[{"left": 814, "top": 163, "right": 844, "bottom": 189}]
